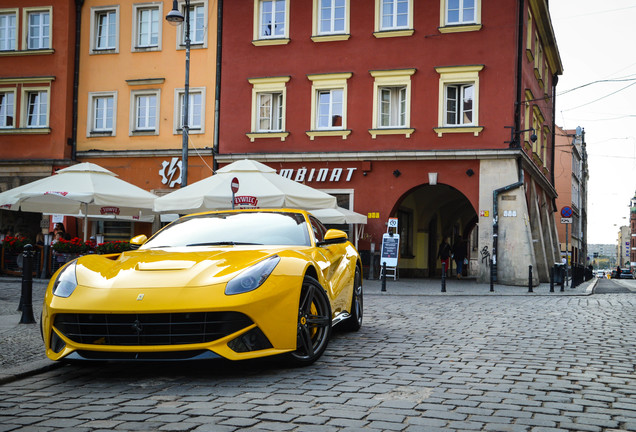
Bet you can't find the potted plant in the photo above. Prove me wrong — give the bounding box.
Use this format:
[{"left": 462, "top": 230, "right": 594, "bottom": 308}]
[{"left": 95, "top": 240, "right": 132, "bottom": 254}]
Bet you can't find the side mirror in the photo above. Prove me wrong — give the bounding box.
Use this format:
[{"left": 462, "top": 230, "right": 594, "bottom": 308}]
[
  {"left": 130, "top": 234, "right": 147, "bottom": 250},
  {"left": 317, "top": 229, "right": 348, "bottom": 246}
]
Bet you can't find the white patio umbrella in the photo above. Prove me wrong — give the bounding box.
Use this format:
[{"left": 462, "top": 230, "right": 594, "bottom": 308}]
[
  {"left": 309, "top": 207, "right": 367, "bottom": 249},
  {"left": 0, "top": 163, "right": 158, "bottom": 241},
  {"left": 154, "top": 159, "right": 338, "bottom": 213}
]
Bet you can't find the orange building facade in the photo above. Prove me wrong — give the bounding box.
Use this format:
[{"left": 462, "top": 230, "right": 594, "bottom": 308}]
[
  {"left": 73, "top": 0, "right": 219, "bottom": 239},
  {"left": 0, "top": 0, "right": 77, "bottom": 236}
]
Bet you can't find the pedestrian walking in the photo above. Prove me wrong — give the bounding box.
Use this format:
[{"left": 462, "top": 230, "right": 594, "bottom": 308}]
[
  {"left": 437, "top": 237, "right": 451, "bottom": 277},
  {"left": 453, "top": 238, "right": 467, "bottom": 279}
]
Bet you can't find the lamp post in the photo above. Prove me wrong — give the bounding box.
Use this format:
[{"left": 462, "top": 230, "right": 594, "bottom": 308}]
[{"left": 166, "top": 0, "right": 190, "bottom": 187}]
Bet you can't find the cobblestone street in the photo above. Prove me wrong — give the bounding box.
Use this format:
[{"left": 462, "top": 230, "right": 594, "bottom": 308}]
[{"left": 1, "top": 288, "right": 635, "bottom": 431}]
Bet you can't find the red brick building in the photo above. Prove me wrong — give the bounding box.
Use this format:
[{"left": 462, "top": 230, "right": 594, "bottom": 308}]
[{"left": 217, "top": 0, "right": 563, "bottom": 285}]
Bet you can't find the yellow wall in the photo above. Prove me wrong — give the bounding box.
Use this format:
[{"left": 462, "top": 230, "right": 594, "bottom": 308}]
[{"left": 77, "top": 0, "right": 217, "bottom": 152}]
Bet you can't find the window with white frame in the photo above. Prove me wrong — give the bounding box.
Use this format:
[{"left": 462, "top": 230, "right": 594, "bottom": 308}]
[
  {"left": 307, "top": 73, "right": 351, "bottom": 139},
  {"left": 133, "top": 3, "right": 161, "bottom": 50},
  {"left": 24, "top": 89, "right": 48, "bottom": 128},
  {"left": 0, "top": 11, "right": 17, "bottom": 51},
  {"left": 175, "top": 88, "right": 205, "bottom": 133},
  {"left": 379, "top": 87, "right": 407, "bottom": 127},
  {"left": 434, "top": 65, "right": 483, "bottom": 136},
  {"left": 369, "top": 69, "right": 414, "bottom": 137},
  {"left": 175, "top": 1, "right": 206, "bottom": 47},
  {"left": 317, "top": 89, "right": 343, "bottom": 129},
  {"left": 0, "top": 90, "right": 15, "bottom": 128},
  {"left": 318, "top": 0, "right": 346, "bottom": 34},
  {"left": 25, "top": 9, "right": 50, "bottom": 50},
  {"left": 444, "top": 84, "right": 474, "bottom": 126},
  {"left": 90, "top": 6, "right": 118, "bottom": 53},
  {"left": 446, "top": 0, "right": 475, "bottom": 25},
  {"left": 257, "top": 92, "right": 283, "bottom": 131},
  {"left": 253, "top": 0, "right": 289, "bottom": 45},
  {"left": 247, "top": 76, "right": 289, "bottom": 141},
  {"left": 439, "top": 0, "right": 481, "bottom": 32},
  {"left": 87, "top": 92, "right": 117, "bottom": 135},
  {"left": 130, "top": 89, "right": 159, "bottom": 134},
  {"left": 380, "top": 0, "right": 410, "bottom": 30}
]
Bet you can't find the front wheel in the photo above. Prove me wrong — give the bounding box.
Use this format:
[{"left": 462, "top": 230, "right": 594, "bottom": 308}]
[{"left": 287, "top": 276, "right": 332, "bottom": 366}]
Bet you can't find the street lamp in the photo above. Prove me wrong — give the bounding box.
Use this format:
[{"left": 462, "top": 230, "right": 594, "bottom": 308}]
[{"left": 166, "top": 0, "right": 190, "bottom": 187}]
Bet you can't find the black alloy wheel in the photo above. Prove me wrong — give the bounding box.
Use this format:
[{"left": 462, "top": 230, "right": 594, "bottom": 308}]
[
  {"left": 342, "top": 266, "right": 363, "bottom": 331},
  {"left": 288, "top": 276, "right": 332, "bottom": 365}
]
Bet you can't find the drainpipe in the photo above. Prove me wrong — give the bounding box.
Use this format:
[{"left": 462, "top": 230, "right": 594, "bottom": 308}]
[
  {"left": 212, "top": 0, "right": 223, "bottom": 172},
  {"left": 71, "top": 0, "right": 84, "bottom": 161},
  {"left": 491, "top": 0, "right": 526, "bottom": 284},
  {"left": 550, "top": 74, "right": 558, "bottom": 187}
]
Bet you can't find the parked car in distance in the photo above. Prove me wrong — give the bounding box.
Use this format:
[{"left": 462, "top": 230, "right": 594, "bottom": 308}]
[{"left": 619, "top": 269, "right": 634, "bottom": 279}]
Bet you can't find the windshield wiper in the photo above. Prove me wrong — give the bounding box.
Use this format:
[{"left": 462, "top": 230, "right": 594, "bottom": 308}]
[{"left": 186, "top": 241, "right": 263, "bottom": 246}]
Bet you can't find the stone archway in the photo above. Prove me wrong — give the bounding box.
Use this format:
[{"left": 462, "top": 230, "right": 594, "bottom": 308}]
[{"left": 393, "top": 183, "right": 477, "bottom": 278}]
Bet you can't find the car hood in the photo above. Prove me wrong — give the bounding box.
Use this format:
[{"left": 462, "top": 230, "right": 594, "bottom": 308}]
[{"left": 74, "top": 247, "right": 291, "bottom": 289}]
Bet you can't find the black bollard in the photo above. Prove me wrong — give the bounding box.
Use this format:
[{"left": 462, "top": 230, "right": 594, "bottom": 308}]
[
  {"left": 489, "top": 258, "right": 494, "bottom": 292},
  {"left": 560, "top": 266, "right": 564, "bottom": 292},
  {"left": 381, "top": 262, "right": 387, "bottom": 292},
  {"left": 40, "top": 242, "right": 50, "bottom": 279},
  {"left": 528, "top": 265, "right": 533, "bottom": 293},
  {"left": 441, "top": 261, "right": 446, "bottom": 292},
  {"left": 20, "top": 244, "right": 36, "bottom": 324},
  {"left": 549, "top": 266, "right": 554, "bottom": 293}
]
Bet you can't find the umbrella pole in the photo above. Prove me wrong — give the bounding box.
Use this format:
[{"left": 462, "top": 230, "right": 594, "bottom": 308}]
[{"left": 83, "top": 203, "right": 88, "bottom": 242}]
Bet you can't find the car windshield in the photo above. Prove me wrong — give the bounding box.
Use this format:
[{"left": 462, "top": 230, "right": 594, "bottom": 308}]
[{"left": 141, "top": 211, "right": 311, "bottom": 249}]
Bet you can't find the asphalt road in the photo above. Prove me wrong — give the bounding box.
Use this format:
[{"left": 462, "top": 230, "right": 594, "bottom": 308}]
[
  {"left": 594, "top": 277, "right": 635, "bottom": 294},
  {"left": 2, "top": 288, "right": 636, "bottom": 431}
]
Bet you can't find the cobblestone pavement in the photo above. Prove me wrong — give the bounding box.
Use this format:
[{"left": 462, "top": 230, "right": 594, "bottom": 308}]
[{"left": 1, "top": 285, "right": 635, "bottom": 431}]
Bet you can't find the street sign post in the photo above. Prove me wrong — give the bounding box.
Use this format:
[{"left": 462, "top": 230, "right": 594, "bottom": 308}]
[{"left": 231, "top": 177, "right": 239, "bottom": 209}]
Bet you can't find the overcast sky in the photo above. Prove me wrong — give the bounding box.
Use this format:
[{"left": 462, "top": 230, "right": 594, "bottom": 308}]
[{"left": 548, "top": 1, "right": 636, "bottom": 245}]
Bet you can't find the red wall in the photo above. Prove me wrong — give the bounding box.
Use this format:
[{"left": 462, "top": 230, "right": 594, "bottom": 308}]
[{"left": 219, "top": 1, "right": 520, "bottom": 155}]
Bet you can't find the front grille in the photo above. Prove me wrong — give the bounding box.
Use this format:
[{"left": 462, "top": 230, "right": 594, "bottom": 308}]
[{"left": 54, "top": 312, "right": 253, "bottom": 346}]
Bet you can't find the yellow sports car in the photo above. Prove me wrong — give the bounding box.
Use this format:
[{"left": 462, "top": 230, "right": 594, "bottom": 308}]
[{"left": 42, "top": 209, "right": 363, "bottom": 365}]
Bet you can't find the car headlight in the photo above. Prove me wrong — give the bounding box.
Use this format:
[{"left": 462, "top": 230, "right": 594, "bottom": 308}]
[
  {"left": 225, "top": 255, "right": 280, "bottom": 296},
  {"left": 53, "top": 262, "right": 78, "bottom": 298}
]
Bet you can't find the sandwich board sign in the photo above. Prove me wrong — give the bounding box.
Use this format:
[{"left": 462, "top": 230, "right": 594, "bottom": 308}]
[{"left": 380, "top": 233, "right": 400, "bottom": 268}]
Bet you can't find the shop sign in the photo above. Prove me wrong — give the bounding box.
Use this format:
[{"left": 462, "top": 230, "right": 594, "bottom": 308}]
[
  {"left": 480, "top": 210, "right": 489, "bottom": 217},
  {"left": 279, "top": 167, "right": 357, "bottom": 183},
  {"left": 380, "top": 233, "right": 400, "bottom": 268},
  {"left": 100, "top": 207, "right": 121, "bottom": 215},
  {"left": 159, "top": 157, "right": 183, "bottom": 188},
  {"left": 234, "top": 196, "right": 258, "bottom": 207}
]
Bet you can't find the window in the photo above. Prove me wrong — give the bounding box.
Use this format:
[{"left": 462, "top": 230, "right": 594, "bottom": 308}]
[
  {"left": 374, "top": 0, "right": 413, "bottom": 37},
  {"left": 90, "top": 6, "right": 119, "bottom": 53},
  {"left": 253, "top": 0, "right": 290, "bottom": 45},
  {"left": 380, "top": 87, "right": 406, "bottom": 127},
  {"left": 174, "top": 88, "right": 205, "bottom": 134},
  {"left": 25, "top": 90, "right": 48, "bottom": 128},
  {"left": 369, "top": 69, "right": 415, "bottom": 138},
  {"left": 133, "top": 3, "right": 162, "bottom": 51},
  {"left": 173, "top": 1, "right": 207, "bottom": 48},
  {"left": 439, "top": 0, "right": 481, "bottom": 33},
  {"left": 130, "top": 89, "right": 160, "bottom": 135},
  {"left": 87, "top": 92, "right": 117, "bottom": 136},
  {"left": 247, "top": 76, "right": 290, "bottom": 141},
  {"left": 0, "top": 90, "right": 15, "bottom": 128},
  {"left": 257, "top": 93, "right": 283, "bottom": 131},
  {"left": 446, "top": 0, "right": 475, "bottom": 25},
  {"left": 434, "top": 65, "right": 483, "bottom": 137},
  {"left": 316, "top": 0, "right": 347, "bottom": 34},
  {"left": 317, "top": 89, "right": 343, "bottom": 129},
  {"left": 0, "top": 11, "right": 17, "bottom": 51},
  {"left": 307, "top": 73, "right": 351, "bottom": 139},
  {"left": 444, "top": 84, "right": 474, "bottom": 126},
  {"left": 25, "top": 9, "right": 50, "bottom": 50}
]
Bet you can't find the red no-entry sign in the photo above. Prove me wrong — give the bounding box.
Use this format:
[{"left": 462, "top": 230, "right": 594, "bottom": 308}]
[{"left": 231, "top": 177, "right": 239, "bottom": 193}]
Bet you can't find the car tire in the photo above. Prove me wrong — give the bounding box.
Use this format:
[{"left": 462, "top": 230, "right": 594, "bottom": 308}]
[
  {"left": 287, "top": 276, "right": 332, "bottom": 366},
  {"left": 342, "top": 266, "right": 363, "bottom": 332}
]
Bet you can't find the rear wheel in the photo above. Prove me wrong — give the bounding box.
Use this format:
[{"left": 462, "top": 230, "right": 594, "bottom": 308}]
[
  {"left": 342, "top": 266, "right": 363, "bottom": 331},
  {"left": 287, "top": 276, "right": 332, "bottom": 365}
]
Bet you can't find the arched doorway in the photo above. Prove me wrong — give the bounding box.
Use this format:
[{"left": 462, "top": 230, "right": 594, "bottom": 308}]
[{"left": 392, "top": 183, "right": 477, "bottom": 278}]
